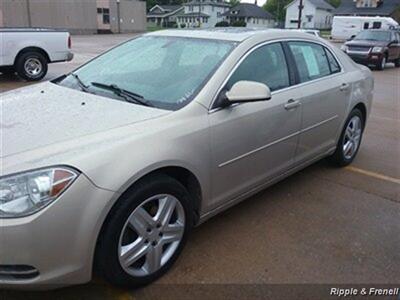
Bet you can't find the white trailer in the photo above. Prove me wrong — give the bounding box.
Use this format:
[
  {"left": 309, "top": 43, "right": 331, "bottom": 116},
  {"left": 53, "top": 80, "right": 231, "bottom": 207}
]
[{"left": 331, "top": 16, "right": 398, "bottom": 40}]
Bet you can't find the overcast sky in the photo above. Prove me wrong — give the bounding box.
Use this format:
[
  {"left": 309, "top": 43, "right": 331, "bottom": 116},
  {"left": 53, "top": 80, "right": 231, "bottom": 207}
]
[{"left": 241, "top": 0, "right": 268, "bottom": 8}]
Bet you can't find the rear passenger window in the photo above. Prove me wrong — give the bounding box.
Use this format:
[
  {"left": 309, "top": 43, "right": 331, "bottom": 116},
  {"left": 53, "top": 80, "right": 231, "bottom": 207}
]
[
  {"left": 226, "top": 43, "right": 290, "bottom": 92},
  {"left": 325, "top": 48, "right": 341, "bottom": 74},
  {"left": 288, "top": 42, "right": 331, "bottom": 82}
]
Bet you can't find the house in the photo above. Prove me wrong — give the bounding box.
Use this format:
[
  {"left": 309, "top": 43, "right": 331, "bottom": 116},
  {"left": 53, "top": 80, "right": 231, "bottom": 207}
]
[
  {"left": 334, "top": 0, "right": 400, "bottom": 23},
  {"left": 221, "top": 3, "right": 276, "bottom": 27},
  {"left": 176, "top": 0, "right": 230, "bottom": 28},
  {"left": 147, "top": 5, "right": 184, "bottom": 27},
  {"left": 285, "top": 0, "right": 334, "bottom": 29}
]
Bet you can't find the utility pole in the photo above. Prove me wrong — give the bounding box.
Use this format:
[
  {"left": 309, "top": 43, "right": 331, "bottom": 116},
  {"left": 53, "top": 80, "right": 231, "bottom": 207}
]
[
  {"left": 26, "top": 0, "right": 32, "bottom": 27},
  {"left": 198, "top": 1, "right": 202, "bottom": 28},
  {"left": 297, "top": 0, "right": 303, "bottom": 29},
  {"left": 117, "top": 0, "right": 121, "bottom": 33}
]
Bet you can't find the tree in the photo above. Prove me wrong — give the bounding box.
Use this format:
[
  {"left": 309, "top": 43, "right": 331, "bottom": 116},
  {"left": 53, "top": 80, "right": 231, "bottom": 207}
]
[
  {"left": 327, "top": 0, "right": 341, "bottom": 8},
  {"left": 229, "top": 0, "right": 241, "bottom": 7},
  {"left": 263, "top": 0, "right": 292, "bottom": 22}
]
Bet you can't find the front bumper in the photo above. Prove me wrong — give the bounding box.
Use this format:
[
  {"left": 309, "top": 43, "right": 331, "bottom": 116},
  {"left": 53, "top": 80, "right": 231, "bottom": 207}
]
[
  {"left": 346, "top": 51, "right": 383, "bottom": 65},
  {"left": 0, "top": 174, "right": 117, "bottom": 289}
]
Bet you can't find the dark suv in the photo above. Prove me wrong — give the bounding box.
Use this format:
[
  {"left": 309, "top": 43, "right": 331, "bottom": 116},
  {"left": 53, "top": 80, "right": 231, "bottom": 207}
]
[{"left": 341, "top": 29, "right": 400, "bottom": 70}]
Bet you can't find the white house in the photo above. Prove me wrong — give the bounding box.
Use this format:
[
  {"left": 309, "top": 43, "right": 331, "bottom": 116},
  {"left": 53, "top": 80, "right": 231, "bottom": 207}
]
[
  {"left": 147, "top": 5, "right": 184, "bottom": 27},
  {"left": 222, "top": 3, "right": 276, "bottom": 28},
  {"left": 176, "top": 0, "right": 230, "bottom": 28},
  {"left": 285, "top": 0, "right": 334, "bottom": 29}
]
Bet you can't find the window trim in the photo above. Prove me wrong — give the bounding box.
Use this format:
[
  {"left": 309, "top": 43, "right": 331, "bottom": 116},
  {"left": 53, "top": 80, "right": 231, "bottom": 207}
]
[
  {"left": 209, "top": 38, "right": 344, "bottom": 112},
  {"left": 285, "top": 40, "right": 342, "bottom": 84}
]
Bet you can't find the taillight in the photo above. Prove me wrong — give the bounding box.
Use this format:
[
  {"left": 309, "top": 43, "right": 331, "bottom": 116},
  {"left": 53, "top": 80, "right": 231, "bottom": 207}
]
[{"left": 68, "top": 35, "right": 72, "bottom": 49}]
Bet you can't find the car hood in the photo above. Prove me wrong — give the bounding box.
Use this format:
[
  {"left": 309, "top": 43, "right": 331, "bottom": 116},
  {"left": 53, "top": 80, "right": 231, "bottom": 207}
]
[
  {"left": 346, "top": 40, "right": 387, "bottom": 47},
  {"left": 1, "top": 82, "right": 170, "bottom": 158}
]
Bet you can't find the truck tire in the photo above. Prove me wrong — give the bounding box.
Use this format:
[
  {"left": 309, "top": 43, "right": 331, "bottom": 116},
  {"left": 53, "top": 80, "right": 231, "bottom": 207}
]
[
  {"left": 375, "top": 55, "right": 386, "bottom": 71},
  {"left": 15, "top": 51, "right": 48, "bottom": 81}
]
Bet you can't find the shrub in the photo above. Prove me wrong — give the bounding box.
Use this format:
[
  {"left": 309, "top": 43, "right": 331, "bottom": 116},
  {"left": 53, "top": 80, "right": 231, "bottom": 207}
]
[
  {"left": 215, "top": 21, "right": 229, "bottom": 27},
  {"left": 231, "top": 20, "right": 246, "bottom": 27}
]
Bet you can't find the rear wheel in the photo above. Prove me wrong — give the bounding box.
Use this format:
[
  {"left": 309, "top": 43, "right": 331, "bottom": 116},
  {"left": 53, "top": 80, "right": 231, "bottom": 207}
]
[
  {"left": 95, "top": 174, "right": 193, "bottom": 287},
  {"left": 329, "top": 108, "right": 364, "bottom": 167},
  {"left": 15, "top": 51, "right": 48, "bottom": 81}
]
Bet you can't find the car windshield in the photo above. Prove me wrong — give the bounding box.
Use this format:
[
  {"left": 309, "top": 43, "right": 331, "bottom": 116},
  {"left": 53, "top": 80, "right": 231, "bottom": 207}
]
[
  {"left": 354, "top": 31, "right": 391, "bottom": 41},
  {"left": 57, "top": 36, "right": 235, "bottom": 110}
]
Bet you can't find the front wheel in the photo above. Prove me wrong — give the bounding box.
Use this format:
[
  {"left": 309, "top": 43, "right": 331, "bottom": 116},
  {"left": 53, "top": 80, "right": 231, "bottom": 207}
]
[
  {"left": 394, "top": 57, "right": 400, "bottom": 68},
  {"left": 375, "top": 55, "right": 386, "bottom": 71},
  {"left": 95, "top": 174, "right": 193, "bottom": 287},
  {"left": 328, "top": 108, "right": 364, "bottom": 167}
]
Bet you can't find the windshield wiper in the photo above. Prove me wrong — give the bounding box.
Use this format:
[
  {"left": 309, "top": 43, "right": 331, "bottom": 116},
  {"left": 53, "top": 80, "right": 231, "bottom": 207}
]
[
  {"left": 90, "top": 82, "right": 153, "bottom": 107},
  {"left": 70, "top": 73, "right": 90, "bottom": 92}
]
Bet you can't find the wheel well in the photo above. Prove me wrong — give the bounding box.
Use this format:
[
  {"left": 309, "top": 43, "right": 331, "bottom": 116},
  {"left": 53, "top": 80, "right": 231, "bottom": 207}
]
[
  {"left": 145, "top": 167, "right": 202, "bottom": 225},
  {"left": 14, "top": 47, "right": 50, "bottom": 65},
  {"left": 354, "top": 102, "right": 367, "bottom": 126}
]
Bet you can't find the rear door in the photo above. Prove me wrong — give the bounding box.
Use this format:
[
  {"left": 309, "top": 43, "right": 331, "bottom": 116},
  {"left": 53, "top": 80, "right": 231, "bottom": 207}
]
[{"left": 285, "top": 41, "right": 350, "bottom": 164}]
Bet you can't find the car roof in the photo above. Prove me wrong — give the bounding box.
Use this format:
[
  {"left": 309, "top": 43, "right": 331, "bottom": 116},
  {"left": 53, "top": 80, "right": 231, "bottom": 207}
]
[{"left": 146, "top": 28, "right": 320, "bottom": 42}]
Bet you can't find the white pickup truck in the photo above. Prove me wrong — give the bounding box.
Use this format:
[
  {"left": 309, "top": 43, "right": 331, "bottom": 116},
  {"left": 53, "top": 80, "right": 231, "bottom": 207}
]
[{"left": 0, "top": 28, "right": 73, "bottom": 81}]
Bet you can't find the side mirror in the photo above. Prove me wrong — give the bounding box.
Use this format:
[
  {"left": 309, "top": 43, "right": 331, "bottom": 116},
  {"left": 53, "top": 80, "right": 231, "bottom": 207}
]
[{"left": 225, "top": 81, "right": 271, "bottom": 103}]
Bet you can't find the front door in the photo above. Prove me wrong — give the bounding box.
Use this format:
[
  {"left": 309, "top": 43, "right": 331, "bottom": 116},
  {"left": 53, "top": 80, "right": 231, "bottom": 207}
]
[
  {"left": 388, "top": 32, "right": 400, "bottom": 60},
  {"left": 208, "top": 42, "right": 302, "bottom": 209}
]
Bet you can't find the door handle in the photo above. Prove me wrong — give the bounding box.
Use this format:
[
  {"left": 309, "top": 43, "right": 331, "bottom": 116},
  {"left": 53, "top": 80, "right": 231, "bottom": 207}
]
[
  {"left": 284, "top": 99, "right": 300, "bottom": 110},
  {"left": 340, "top": 83, "right": 350, "bottom": 91}
]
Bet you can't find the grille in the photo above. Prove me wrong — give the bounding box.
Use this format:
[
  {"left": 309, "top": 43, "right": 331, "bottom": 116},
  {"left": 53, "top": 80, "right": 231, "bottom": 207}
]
[
  {"left": 348, "top": 46, "right": 371, "bottom": 52},
  {"left": 0, "top": 265, "right": 39, "bottom": 280}
]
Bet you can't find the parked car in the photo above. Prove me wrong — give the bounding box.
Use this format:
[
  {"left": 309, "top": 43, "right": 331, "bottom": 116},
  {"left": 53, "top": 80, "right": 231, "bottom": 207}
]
[
  {"left": 0, "top": 28, "right": 73, "bottom": 81},
  {"left": 292, "top": 29, "right": 321, "bottom": 37},
  {"left": 341, "top": 29, "right": 400, "bottom": 70},
  {"left": 0, "top": 29, "right": 373, "bottom": 289},
  {"left": 332, "top": 16, "right": 398, "bottom": 40}
]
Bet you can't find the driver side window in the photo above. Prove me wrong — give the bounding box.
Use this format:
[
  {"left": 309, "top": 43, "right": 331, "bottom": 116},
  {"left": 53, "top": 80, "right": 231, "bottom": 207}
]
[{"left": 226, "top": 43, "right": 290, "bottom": 92}]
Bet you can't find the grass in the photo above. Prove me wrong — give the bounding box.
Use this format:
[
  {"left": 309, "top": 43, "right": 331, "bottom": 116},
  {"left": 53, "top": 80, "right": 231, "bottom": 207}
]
[
  {"left": 146, "top": 24, "right": 164, "bottom": 32},
  {"left": 320, "top": 29, "right": 331, "bottom": 38}
]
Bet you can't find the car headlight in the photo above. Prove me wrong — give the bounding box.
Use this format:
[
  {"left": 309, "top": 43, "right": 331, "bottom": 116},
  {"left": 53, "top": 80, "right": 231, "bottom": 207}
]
[
  {"left": 371, "top": 46, "right": 383, "bottom": 53},
  {"left": 340, "top": 45, "right": 348, "bottom": 52},
  {"left": 0, "top": 167, "right": 79, "bottom": 218}
]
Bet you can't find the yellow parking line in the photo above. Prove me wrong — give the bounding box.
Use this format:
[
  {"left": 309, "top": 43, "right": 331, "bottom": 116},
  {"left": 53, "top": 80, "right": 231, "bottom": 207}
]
[{"left": 345, "top": 166, "right": 400, "bottom": 185}]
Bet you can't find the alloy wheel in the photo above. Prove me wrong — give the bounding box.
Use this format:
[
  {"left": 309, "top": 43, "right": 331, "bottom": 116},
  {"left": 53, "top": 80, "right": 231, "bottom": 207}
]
[
  {"left": 118, "top": 194, "right": 185, "bottom": 277},
  {"left": 342, "top": 115, "right": 362, "bottom": 160},
  {"left": 24, "top": 58, "right": 42, "bottom": 77},
  {"left": 381, "top": 57, "right": 386, "bottom": 70}
]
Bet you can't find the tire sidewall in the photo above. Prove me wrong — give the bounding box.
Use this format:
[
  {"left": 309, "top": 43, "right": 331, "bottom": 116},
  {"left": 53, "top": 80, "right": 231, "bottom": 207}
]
[
  {"left": 96, "top": 175, "right": 193, "bottom": 287},
  {"left": 16, "top": 52, "right": 48, "bottom": 81}
]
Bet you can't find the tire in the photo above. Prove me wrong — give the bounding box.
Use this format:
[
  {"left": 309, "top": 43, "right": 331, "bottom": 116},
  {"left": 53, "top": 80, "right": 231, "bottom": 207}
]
[
  {"left": 0, "top": 66, "right": 15, "bottom": 75},
  {"left": 95, "top": 174, "right": 193, "bottom": 288},
  {"left": 15, "top": 51, "right": 48, "bottom": 81},
  {"left": 375, "top": 55, "right": 386, "bottom": 71},
  {"left": 328, "top": 108, "right": 364, "bottom": 167},
  {"left": 394, "top": 57, "right": 400, "bottom": 68}
]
